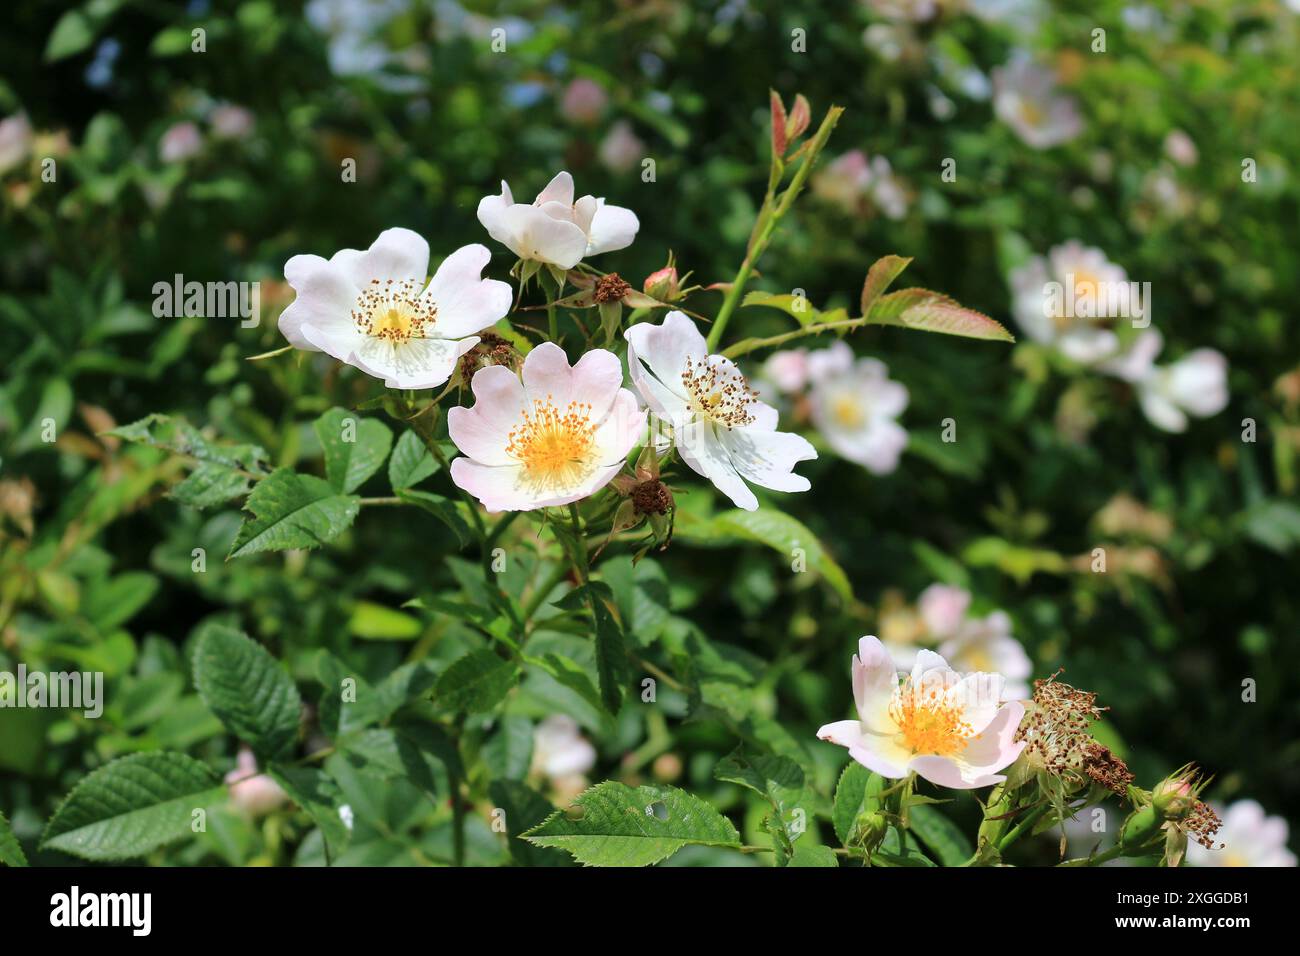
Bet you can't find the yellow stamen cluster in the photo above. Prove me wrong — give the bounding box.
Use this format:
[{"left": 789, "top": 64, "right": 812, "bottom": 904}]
[
  {"left": 506, "top": 396, "right": 597, "bottom": 491},
  {"left": 353, "top": 278, "right": 436, "bottom": 342},
  {"left": 681, "top": 356, "right": 758, "bottom": 429},
  {"left": 889, "top": 679, "right": 975, "bottom": 757},
  {"left": 829, "top": 392, "right": 866, "bottom": 429}
]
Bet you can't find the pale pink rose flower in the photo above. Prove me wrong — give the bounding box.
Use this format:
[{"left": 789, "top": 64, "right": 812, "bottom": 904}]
[
  {"left": 279, "top": 232, "right": 512, "bottom": 389},
  {"left": 448, "top": 343, "right": 645, "bottom": 512},
  {"left": 763, "top": 349, "right": 810, "bottom": 395},
  {"left": 225, "top": 748, "right": 289, "bottom": 817},
  {"left": 210, "top": 104, "right": 256, "bottom": 140},
  {"left": 917, "top": 583, "right": 971, "bottom": 639},
  {"left": 625, "top": 311, "right": 816, "bottom": 511},
  {"left": 817, "top": 636, "right": 1026, "bottom": 789},
  {"left": 477, "top": 170, "right": 638, "bottom": 269},
  {"left": 598, "top": 120, "right": 646, "bottom": 174},
  {"left": 1188, "top": 800, "right": 1296, "bottom": 867},
  {"left": 0, "top": 113, "right": 34, "bottom": 174},
  {"left": 1163, "top": 129, "right": 1198, "bottom": 166},
  {"left": 159, "top": 121, "right": 202, "bottom": 162},
  {"left": 560, "top": 78, "right": 608, "bottom": 124}
]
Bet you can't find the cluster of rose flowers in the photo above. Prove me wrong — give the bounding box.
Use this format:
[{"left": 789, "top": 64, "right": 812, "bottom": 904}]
[
  {"left": 277, "top": 170, "right": 814, "bottom": 515},
  {"left": 271, "top": 164, "right": 1287, "bottom": 865}
]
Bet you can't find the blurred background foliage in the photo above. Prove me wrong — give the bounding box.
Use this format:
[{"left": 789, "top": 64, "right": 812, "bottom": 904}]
[{"left": 1, "top": 0, "right": 1297, "bottom": 865}]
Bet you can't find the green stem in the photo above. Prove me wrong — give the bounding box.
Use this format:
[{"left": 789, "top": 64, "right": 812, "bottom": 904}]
[
  {"left": 566, "top": 503, "right": 590, "bottom": 584},
  {"left": 359, "top": 496, "right": 402, "bottom": 506},
  {"left": 547, "top": 301, "right": 558, "bottom": 342},
  {"left": 997, "top": 802, "right": 1052, "bottom": 853},
  {"left": 705, "top": 106, "right": 842, "bottom": 353},
  {"left": 521, "top": 561, "right": 572, "bottom": 628}
]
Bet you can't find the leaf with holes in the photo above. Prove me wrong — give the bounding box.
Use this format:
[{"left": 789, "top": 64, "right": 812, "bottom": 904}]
[
  {"left": 522, "top": 782, "right": 741, "bottom": 866},
  {"left": 40, "top": 753, "right": 224, "bottom": 861},
  {"left": 192, "top": 625, "right": 302, "bottom": 759}
]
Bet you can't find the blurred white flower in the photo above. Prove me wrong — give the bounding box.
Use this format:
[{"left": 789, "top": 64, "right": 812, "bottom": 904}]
[
  {"left": 532, "top": 715, "right": 596, "bottom": 780},
  {"left": 0, "top": 113, "right": 33, "bottom": 175},
  {"left": 1009, "top": 241, "right": 1127, "bottom": 364},
  {"left": 477, "top": 170, "right": 639, "bottom": 270},
  {"left": 939, "top": 611, "right": 1032, "bottom": 700},
  {"left": 159, "top": 121, "right": 202, "bottom": 163},
  {"left": 598, "top": 120, "right": 646, "bottom": 174},
  {"left": 1188, "top": 800, "right": 1296, "bottom": 867},
  {"left": 1163, "top": 129, "right": 1198, "bottom": 167},
  {"left": 812, "top": 150, "right": 908, "bottom": 220},
  {"left": 224, "top": 747, "right": 289, "bottom": 817},
  {"left": 306, "top": 0, "right": 404, "bottom": 78},
  {"left": 992, "top": 54, "right": 1083, "bottom": 149},
  {"left": 1137, "top": 347, "right": 1229, "bottom": 433},
  {"left": 806, "top": 342, "right": 908, "bottom": 474}
]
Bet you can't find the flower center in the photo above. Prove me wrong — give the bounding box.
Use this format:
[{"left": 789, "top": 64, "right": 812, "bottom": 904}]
[
  {"left": 829, "top": 393, "right": 866, "bottom": 429},
  {"left": 681, "top": 356, "right": 758, "bottom": 429},
  {"left": 353, "top": 278, "right": 436, "bottom": 343},
  {"left": 889, "top": 679, "right": 974, "bottom": 757},
  {"left": 506, "top": 397, "right": 597, "bottom": 490},
  {"left": 1019, "top": 100, "right": 1045, "bottom": 127}
]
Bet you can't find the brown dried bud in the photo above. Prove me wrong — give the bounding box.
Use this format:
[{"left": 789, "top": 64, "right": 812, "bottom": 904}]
[
  {"left": 631, "top": 479, "right": 673, "bottom": 516},
  {"left": 593, "top": 273, "right": 632, "bottom": 304},
  {"left": 458, "top": 332, "right": 519, "bottom": 385}
]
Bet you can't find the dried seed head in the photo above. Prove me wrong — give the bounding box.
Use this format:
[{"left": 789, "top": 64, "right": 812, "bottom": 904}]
[
  {"left": 458, "top": 332, "right": 520, "bottom": 384},
  {"left": 594, "top": 272, "right": 632, "bottom": 304},
  {"left": 1014, "top": 671, "right": 1106, "bottom": 786},
  {"left": 631, "top": 478, "right": 673, "bottom": 516},
  {"left": 1081, "top": 741, "right": 1134, "bottom": 796}
]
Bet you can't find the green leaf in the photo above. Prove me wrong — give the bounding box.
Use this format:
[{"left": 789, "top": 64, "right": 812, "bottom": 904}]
[
  {"left": 741, "top": 290, "right": 848, "bottom": 329},
  {"left": 0, "top": 808, "right": 27, "bottom": 867},
  {"left": 714, "top": 747, "right": 806, "bottom": 823},
  {"left": 192, "top": 625, "right": 302, "bottom": 759},
  {"left": 432, "top": 650, "right": 518, "bottom": 714},
  {"left": 522, "top": 782, "right": 742, "bottom": 866},
  {"left": 832, "top": 762, "right": 885, "bottom": 846},
  {"left": 524, "top": 653, "right": 606, "bottom": 718},
  {"left": 267, "top": 765, "right": 351, "bottom": 866},
  {"left": 40, "top": 753, "right": 223, "bottom": 861},
  {"left": 44, "top": 0, "right": 123, "bottom": 62},
  {"left": 228, "top": 468, "right": 360, "bottom": 558},
  {"left": 314, "top": 407, "right": 393, "bottom": 493},
  {"left": 348, "top": 600, "right": 424, "bottom": 640},
  {"left": 907, "top": 805, "right": 973, "bottom": 866},
  {"left": 864, "top": 288, "right": 1014, "bottom": 342},
  {"left": 387, "top": 429, "right": 440, "bottom": 491},
  {"left": 107, "top": 413, "right": 269, "bottom": 473},
  {"left": 482, "top": 715, "right": 534, "bottom": 781},
  {"left": 336, "top": 725, "right": 457, "bottom": 796},
  {"left": 788, "top": 842, "right": 839, "bottom": 867},
  {"left": 859, "top": 255, "right": 913, "bottom": 315},
  {"left": 679, "top": 508, "right": 852, "bottom": 602},
  {"left": 397, "top": 489, "right": 472, "bottom": 546},
  {"left": 589, "top": 585, "right": 629, "bottom": 714},
  {"left": 169, "top": 461, "right": 254, "bottom": 508}
]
